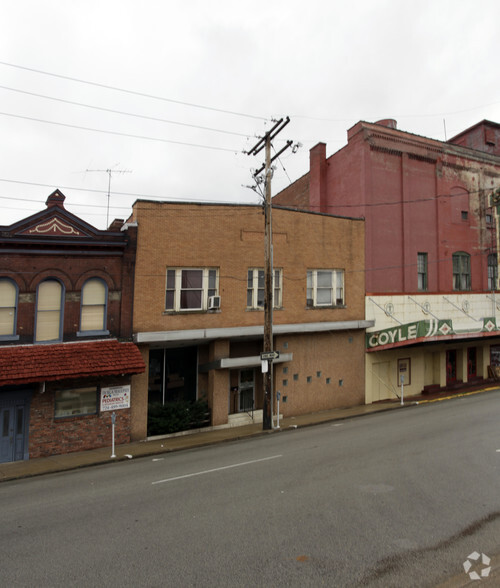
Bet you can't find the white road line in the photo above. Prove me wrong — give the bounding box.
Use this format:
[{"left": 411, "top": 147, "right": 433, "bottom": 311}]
[{"left": 152, "top": 454, "right": 283, "bottom": 485}]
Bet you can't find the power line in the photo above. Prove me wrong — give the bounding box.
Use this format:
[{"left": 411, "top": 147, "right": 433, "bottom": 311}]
[
  {"left": 0, "top": 111, "right": 240, "bottom": 152},
  {"left": 0, "top": 177, "right": 259, "bottom": 204},
  {"left": 0, "top": 176, "right": 496, "bottom": 214},
  {"left": 0, "top": 60, "right": 266, "bottom": 121},
  {"left": 0, "top": 84, "right": 253, "bottom": 138}
]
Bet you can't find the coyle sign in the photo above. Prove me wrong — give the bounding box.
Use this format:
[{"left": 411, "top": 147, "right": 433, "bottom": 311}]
[{"left": 366, "top": 317, "right": 497, "bottom": 349}]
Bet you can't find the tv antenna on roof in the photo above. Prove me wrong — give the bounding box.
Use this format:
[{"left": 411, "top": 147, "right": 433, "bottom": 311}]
[{"left": 85, "top": 165, "right": 132, "bottom": 227}]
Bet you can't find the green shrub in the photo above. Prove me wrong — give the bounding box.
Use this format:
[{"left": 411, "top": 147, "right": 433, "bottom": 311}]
[{"left": 147, "top": 400, "right": 210, "bottom": 436}]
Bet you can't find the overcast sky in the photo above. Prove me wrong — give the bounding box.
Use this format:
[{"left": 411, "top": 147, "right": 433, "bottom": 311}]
[{"left": 1, "top": 0, "right": 499, "bottom": 229}]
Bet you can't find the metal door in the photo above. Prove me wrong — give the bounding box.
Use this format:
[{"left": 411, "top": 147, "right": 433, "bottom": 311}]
[{"left": 0, "top": 404, "right": 26, "bottom": 463}]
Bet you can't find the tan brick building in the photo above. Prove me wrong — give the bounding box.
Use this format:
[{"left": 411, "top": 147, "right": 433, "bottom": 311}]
[{"left": 130, "top": 200, "right": 371, "bottom": 437}]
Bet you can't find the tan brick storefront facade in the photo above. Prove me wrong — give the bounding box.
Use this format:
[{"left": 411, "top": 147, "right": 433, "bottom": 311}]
[{"left": 130, "top": 200, "right": 371, "bottom": 437}]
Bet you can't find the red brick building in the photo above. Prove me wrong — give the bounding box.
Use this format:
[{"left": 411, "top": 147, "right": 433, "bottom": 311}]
[
  {"left": 274, "top": 120, "right": 500, "bottom": 401},
  {"left": 0, "top": 190, "right": 145, "bottom": 462}
]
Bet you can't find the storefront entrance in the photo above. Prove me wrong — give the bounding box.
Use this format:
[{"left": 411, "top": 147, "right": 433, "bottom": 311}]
[
  {"left": 446, "top": 350, "right": 457, "bottom": 384},
  {"left": 238, "top": 369, "right": 255, "bottom": 412}
]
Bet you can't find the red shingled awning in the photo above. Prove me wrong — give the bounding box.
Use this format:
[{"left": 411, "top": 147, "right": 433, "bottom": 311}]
[{"left": 0, "top": 339, "right": 145, "bottom": 386}]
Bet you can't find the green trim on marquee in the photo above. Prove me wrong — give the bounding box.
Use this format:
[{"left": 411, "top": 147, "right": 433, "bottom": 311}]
[{"left": 366, "top": 317, "right": 498, "bottom": 349}]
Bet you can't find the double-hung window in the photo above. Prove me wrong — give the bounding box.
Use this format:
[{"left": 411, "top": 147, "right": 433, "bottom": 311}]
[
  {"left": 35, "top": 279, "right": 64, "bottom": 342},
  {"left": 247, "top": 268, "right": 282, "bottom": 309},
  {"left": 80, "top": 278, "right": 108, "bottom": 334},
  {"left": 0, "top": 278, "right": 18, "bottom": 339},
  {"left": 165, "top": 268, "right": 218, "bottom": 311},
  {"left": 417, "top": 253, "right": 428, "bottom": 291},
  {"left": 452, "top": 252, "right": 471, "bottom": 291},
  {"left": 307, "top": 269, "right": 344, "bottom": 307}
]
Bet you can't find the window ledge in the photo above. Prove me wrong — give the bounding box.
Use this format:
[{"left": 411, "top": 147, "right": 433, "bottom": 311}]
[
  {"left": 306, "top": 304, "right": 346, "bottom": 310},
  {"left": 0, "top": 334, "right": 20, "bottom": 342},
  {"left": 163, "top": 310, "right": 220, "bottom": 315},
  {"left": 77, "top": 330, "right": 110, "bottom": 337}
]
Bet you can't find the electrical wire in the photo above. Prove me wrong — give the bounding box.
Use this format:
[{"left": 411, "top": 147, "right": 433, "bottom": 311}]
[
  {"left": 0, "top": 84, "right": 253, "bottom": 138},
  {"left": 0, "top": 60, "right": 267, "bottom": 121},
  {"left": 0, "top": 111, "right": 240, "bottom": 152}
]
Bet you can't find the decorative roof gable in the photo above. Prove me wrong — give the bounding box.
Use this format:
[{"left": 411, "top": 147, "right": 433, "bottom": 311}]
[
  {"left": 20, "top": 215, "right": 87, "bottom": 237},
  {"left": 1, "top": 189, "right": 111, "bottom": 241}
]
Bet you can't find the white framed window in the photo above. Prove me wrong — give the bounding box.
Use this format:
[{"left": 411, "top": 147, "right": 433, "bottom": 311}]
[
  {"left": 80, "top": 278, "right": 108, "bottom": 333},
  {"left": 417, "top": 252, "right": 428, "bottom": 291},
  {"left": 247, "top": 268, "right": 282, "bottom": 309},
  {"left": 307, "top": 269, "right": 344, "bottom": 307},
  {"left": 54, "top": 387, "right": 98, "bottom": 418},
  {"left": 0, "top": 278, "right": 18, "bottom": 338},
  {"left": 35, "top": 279, "right": 64, "bottom": 342},
  {"left": 165, "top": 268, "right": 218, "bottom": 311},
  {"left": 452, "top": 252, "right": 471, "bottom": 291}
]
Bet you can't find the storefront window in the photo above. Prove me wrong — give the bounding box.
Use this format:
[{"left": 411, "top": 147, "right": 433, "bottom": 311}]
[{"left": 54, "top": 387, "right": 98, "bottom": 418}]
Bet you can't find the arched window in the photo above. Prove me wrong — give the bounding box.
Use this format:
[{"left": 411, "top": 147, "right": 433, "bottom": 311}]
[
  {"left": 80, "top": 278, "right": 107, "bottom": 333},
  {"left": 0, "top": 278, "right": 18, "bottom": 338},
  {"left": 35, "top": 279, "right": 64, "bottom": 342},
  {"left": 452, "top": 252, "right": 471, "bottom": 291}
]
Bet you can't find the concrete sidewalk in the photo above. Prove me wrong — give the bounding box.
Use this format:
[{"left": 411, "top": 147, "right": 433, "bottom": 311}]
[{"left": 0, "top": 387, "right": 495, "bottom": 483}]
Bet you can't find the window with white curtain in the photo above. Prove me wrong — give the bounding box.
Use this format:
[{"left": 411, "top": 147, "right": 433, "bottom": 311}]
[
  {"left": 307, "top": 269, "right": 345, "bottom": 307},
  {"left": 165, "top": 268, "right": 218, "bottom": 311}
]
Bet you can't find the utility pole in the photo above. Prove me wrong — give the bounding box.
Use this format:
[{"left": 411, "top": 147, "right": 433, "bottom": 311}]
[
  {"left": 85, "top": 167, "right": 132, "bottom": 227},
  {"left": 247, "top": 117, "right": 292, "bottom": 430}
]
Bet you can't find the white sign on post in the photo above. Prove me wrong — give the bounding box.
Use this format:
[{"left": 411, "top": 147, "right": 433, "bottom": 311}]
[{"left": 101, "top": 385, "right": 131, "bottom": 412}]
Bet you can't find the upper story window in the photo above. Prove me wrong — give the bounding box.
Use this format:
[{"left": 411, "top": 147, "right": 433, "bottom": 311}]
[
  {"left": 79, "top": 278, "right": 108, "bottom": 334},
  {"left": 35, "top": 279, "right": 64, "bottom": 343},
  {"left": 307, "top": 269, "right": 344, "bottom": 307},
  {"left": 452, "top": 252, "right": 471, "bottom": 291},
  {"left": 0, "top": 278, "right": 18, "bottom": 339},
  {"left": 417, "top": 253, "right": 428, "bottom": 291},
  {"left": 247, "top": 268, "right": 282, "bottom": 309},
  {"left": 488, "top": 253, "right": 498, "bottom": 291},
  {"left": 165, "top": 268, "right": 218, "bottom": 312}
]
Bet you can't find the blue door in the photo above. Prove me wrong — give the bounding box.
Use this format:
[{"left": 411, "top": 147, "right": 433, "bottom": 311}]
[{"left": 0, "top": 403, "right": 27, "bottom": 463}]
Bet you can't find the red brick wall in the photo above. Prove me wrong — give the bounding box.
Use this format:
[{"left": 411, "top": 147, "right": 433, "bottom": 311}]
[
  {"left": 275, "top": 121, "right": 500, "bottom": 294},
  {"left": 29, "top": 385, "right": 131, "bottom": 458}
]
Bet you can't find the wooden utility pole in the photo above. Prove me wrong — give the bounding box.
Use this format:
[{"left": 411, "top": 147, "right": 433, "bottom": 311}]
[{"left": 247, "top": 117, "right": 292, "bottom": 430}]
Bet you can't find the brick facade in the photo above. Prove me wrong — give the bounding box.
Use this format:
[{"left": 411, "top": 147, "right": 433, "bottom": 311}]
[
  {"left": 273, "top": 119, "right": 500, "bottom": 402},
  {"left": 130, "top": 201, "right": 369, "bottom": 431},
  {"left": 0, "top": 190, "right": 144, "bottom": 462}
]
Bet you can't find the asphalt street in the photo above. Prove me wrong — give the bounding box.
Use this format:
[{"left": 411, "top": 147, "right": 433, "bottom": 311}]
[{"left": 0, "top": 392, "right": 499, "bottom": 587}]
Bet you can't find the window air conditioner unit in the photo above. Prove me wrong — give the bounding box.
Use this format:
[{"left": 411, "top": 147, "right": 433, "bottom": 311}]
[{"left": 208, "top": 295, "right": 221, "bottom": 310}]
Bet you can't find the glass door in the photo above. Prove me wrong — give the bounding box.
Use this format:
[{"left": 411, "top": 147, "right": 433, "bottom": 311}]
[{"left": 238, "top": 369, "right": 255, "bottom": 412}]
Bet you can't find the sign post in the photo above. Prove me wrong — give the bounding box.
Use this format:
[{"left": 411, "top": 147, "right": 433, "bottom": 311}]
[
  {"left": 110, "top": 412, "right": 116, "bottom": 458},
  {"left": 101, "top": 385, "right": 131, "bottom": 459}
]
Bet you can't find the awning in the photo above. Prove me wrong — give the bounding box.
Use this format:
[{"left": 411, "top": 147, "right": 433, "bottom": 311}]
[{"left": 0, "top": 339, "right": 145, "bottom": 387}]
